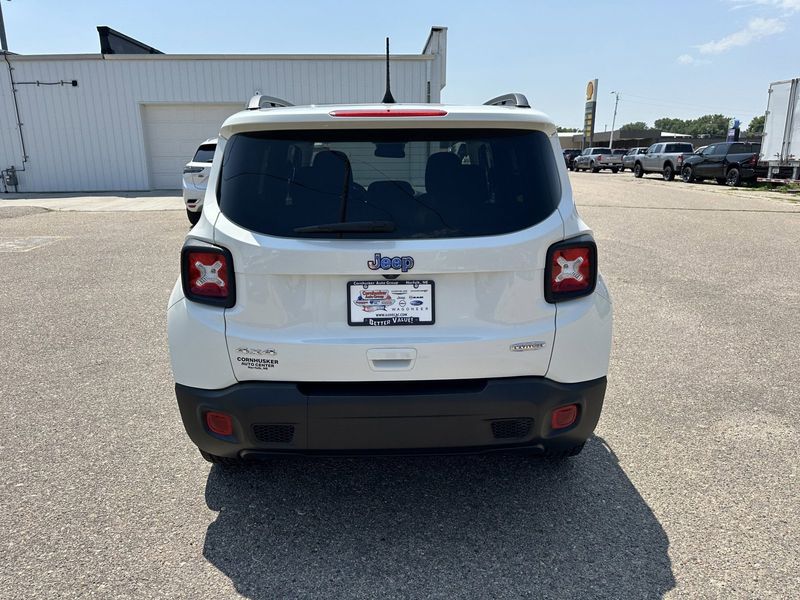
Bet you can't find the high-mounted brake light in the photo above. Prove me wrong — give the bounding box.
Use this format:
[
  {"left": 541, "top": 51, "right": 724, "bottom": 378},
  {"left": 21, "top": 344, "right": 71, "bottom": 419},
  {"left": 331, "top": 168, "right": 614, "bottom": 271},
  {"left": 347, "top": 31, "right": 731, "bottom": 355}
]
[
  {"left": 544, "top": 237, "right": 597, "bottom": 303},
  {"left": 329, "top": 109, "right": 448, "bottom": 118},
  {"left": 181, "top": 244, "right": 236, "bottom": 308}
]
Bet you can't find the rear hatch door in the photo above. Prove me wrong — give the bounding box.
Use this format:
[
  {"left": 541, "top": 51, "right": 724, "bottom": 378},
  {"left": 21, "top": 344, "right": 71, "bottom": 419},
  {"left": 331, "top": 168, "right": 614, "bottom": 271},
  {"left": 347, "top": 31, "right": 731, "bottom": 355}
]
[{"left": 214, "top": 125, "right": 565, "bottom": 383}]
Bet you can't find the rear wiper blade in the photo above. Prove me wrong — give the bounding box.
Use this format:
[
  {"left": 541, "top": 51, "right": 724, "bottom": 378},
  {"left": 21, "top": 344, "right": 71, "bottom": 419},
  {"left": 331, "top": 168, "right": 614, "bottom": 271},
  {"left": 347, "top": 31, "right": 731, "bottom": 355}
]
[{"left": 293, "top": 220, "right": 396, "bottom": 233}]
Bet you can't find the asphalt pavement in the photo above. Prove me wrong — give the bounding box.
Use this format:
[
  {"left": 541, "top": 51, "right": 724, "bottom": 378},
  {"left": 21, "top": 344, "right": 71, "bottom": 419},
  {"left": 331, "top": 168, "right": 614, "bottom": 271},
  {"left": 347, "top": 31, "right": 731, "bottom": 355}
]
[{"left": 1, "top": 174, "right": 798, "bottom": 599}]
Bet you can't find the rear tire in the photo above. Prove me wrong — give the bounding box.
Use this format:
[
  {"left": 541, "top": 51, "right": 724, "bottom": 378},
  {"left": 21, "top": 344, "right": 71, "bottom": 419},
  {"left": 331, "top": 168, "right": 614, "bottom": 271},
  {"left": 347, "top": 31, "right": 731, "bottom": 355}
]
[
  {"left": 187, "top": 208, "right": 201, "bottom": 226},
  {"left": 634, "top": 163, "right": 643, "bottom": 178},
  {"left": 726, "top": 167, "right": 741, "bottom": 187},
  {"left": 591, "top": 162, "right": 600, "bottom": 173},
  {"left": 611, "top": 167, "right": 619, "bottom": 173},
  {"left": 200, "top": 449, "right": 244, "bottom": 466},
  {"left": 663, "top": 164, "right": 675, "bottom": 181},
  {"left": 681, "top": 165, "right": 695, "bottom": 183}
]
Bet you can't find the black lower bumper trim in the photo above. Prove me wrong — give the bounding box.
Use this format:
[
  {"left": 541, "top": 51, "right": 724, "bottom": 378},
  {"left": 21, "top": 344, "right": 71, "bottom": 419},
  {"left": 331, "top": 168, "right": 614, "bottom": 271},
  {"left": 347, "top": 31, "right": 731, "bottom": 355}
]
[{"left": 175, "top": 376, "right": 607, "bottom": 458}]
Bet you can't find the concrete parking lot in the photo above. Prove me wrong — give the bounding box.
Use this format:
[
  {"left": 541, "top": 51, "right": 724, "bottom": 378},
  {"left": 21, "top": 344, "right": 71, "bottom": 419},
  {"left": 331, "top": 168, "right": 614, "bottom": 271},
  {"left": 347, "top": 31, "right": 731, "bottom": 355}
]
[{"left": 1, "top": 175, "right": 798, "bottom": 599}]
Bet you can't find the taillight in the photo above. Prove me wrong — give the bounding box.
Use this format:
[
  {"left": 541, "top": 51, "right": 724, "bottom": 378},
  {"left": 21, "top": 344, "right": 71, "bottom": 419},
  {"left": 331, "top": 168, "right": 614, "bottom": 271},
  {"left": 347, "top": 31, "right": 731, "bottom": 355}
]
[
  {"left": 677, "top": 155, "right": 684, "bottom": 166},
  {"left": 544, "top": 237, "right": 597, "bottom": 303},
  {"left": 181, "top": 244, "right": 236, "bottom": 308},
  {"left": 742, "top": 154, "right": 757, "bottom": 167},
  {"left": 597, "top": 155, "right": 603, "bottom": 162}
]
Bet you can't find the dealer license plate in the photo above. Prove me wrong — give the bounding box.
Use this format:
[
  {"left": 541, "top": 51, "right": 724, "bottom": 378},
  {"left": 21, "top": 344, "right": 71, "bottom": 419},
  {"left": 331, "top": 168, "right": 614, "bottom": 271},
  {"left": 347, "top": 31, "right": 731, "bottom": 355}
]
[{"left": 347, "top": 280, "right": 435, "bottom": 326}]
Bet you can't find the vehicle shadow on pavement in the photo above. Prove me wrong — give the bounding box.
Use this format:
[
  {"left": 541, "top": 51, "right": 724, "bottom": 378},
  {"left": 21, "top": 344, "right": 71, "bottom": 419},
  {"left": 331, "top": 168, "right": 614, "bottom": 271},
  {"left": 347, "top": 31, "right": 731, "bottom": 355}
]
[{"left": 202, "top": 436, "right": 674, "bottom": 599}]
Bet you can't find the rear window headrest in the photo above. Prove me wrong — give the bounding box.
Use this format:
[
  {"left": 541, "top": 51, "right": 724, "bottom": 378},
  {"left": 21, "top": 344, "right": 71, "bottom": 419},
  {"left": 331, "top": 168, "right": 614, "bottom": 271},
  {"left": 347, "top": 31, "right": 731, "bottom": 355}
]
[
  {"left": 425, "top": 152, "right": 461, "bottom": 195},
  {"left": 367, "top": 180, "right": 415, "bottom": 198}
]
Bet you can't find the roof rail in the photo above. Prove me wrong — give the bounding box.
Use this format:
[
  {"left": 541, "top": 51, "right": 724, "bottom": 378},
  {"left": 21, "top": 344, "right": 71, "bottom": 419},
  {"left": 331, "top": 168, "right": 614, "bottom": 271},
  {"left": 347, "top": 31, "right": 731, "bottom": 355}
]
[
  {"left": 247, "top": 94, "right": 294, "bottom": 110},
  {"left": 484, "top": 93, "right": 530, "bottom": 109}
]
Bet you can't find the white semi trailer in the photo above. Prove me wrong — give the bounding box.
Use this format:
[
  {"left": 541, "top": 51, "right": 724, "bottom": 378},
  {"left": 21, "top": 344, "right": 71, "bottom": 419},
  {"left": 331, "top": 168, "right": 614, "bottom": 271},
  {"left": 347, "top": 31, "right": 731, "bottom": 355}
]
[{"left": 760, "top": 78, "right": 800, "bottom": 182}]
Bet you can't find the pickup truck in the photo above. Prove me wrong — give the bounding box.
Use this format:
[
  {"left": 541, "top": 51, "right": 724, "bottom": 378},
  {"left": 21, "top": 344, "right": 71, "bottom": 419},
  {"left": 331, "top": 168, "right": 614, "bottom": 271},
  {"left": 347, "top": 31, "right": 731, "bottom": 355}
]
[
  {"left": 573, "top": 147, "right": 622, "bottom": 173},
  {"left": 632, "top": 142, "right": 695, "bottom": 181},
  {"left": 680, "top": 142, "right": 760, "bottom": 186},
  {"left": 622, "top": 147, "right": 647, "bottom": 172}
]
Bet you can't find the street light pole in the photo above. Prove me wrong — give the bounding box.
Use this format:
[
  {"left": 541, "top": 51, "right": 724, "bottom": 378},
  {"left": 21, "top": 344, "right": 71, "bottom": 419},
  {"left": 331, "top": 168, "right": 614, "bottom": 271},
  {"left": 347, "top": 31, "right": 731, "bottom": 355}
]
[{"left": 609, "top": 91, "right": 620, "bottom": 149}]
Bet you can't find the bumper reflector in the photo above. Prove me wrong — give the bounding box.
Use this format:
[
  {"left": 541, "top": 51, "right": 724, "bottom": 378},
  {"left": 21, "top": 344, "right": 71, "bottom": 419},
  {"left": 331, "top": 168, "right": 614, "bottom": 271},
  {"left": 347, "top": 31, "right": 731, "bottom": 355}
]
[
  {"left": 551, "top": 404, "right": 578, "bottom": 430},
  {"left": 205, "top": 411, "right": 234, "bottom": 436}
]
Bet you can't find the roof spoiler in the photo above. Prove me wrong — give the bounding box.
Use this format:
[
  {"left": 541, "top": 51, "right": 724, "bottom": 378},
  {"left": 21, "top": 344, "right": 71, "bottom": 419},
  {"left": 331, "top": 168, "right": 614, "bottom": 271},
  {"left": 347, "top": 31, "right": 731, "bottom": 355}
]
[
  {"left": 484, "top": 93, "right": 530, "bottom": 109},
  {"left": 247, "top": 94, "right": 294, "bottom": 110}
]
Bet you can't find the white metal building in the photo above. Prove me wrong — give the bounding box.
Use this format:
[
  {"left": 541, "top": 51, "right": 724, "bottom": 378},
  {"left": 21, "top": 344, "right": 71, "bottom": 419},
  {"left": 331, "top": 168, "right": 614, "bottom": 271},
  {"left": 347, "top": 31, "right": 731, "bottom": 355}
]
[{"left": 0, "top": 27, "right": 447, "bottom": 192}]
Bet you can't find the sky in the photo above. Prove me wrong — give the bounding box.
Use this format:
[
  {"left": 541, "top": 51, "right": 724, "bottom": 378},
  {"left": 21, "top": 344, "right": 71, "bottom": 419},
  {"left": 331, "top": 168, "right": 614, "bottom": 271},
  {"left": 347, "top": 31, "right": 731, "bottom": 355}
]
[{"left": 2, "top": 0, "right": 798, "bottom": 130}]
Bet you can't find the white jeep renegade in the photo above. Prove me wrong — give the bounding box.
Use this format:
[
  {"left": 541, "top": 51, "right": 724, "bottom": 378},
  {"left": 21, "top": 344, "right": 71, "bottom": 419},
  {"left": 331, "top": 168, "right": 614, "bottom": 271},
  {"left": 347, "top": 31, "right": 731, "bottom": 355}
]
[{"left": 167, "top": 93, "right": 613, "bottom": 464}]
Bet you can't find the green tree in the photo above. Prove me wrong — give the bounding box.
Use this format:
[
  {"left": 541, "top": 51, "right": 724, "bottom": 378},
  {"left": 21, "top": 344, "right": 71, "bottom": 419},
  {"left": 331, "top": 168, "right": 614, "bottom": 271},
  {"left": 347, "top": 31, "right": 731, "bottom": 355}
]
[
  {"left": 557, "top": 126, "right": 579, "bottom": 132},
  {"left": 688, "top": 114, "right": 729, "bottom": 137},
  {"left": 654, "top": 117, "right": 688, "bottom": 133},
  {"left": 654, "top": 114, "right": 731, "bottom": 136},
  {"left": 747, "top": 115, "right": 765, "bottom": 134},
  {"left": 619, "top": 121, "right": 649, "bottom": 131}
]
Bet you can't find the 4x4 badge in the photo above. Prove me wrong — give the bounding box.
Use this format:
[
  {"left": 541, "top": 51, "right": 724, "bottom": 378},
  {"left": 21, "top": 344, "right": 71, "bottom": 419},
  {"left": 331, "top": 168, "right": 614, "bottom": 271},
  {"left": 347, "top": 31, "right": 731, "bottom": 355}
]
[{"left": 367, "top": 253, "right": 414, "bottom": 273}]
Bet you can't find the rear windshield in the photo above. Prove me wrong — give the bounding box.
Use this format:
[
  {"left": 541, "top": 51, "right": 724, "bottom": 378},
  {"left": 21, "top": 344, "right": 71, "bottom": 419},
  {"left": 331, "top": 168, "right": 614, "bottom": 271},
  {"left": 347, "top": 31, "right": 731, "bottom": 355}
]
[
  {"left": 192, "top": 144, "right": 216, "bottom": 163},
  {"left": 218, "top": 129, "right": 561, "bottom": 239},
  {"left": 591, "top": 148, "right": 612, "bottom": 155},
  {"left": 665, "top": 143, "right": 694, "bottom": 153}
]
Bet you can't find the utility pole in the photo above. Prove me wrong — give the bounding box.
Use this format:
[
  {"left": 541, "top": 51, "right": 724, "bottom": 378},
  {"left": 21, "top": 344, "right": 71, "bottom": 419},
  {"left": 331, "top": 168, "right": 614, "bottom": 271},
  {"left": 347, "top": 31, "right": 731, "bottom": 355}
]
[
  {"left": 0, "top": 1, "right": 9, "bottom": 53},
  {"left": 609, "top": 91, "right": 620, "bottom": 149}
]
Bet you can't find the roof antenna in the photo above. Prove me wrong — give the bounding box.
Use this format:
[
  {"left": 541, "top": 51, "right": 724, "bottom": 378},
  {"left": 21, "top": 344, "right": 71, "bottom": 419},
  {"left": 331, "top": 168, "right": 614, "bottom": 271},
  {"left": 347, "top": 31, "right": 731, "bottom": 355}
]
[{"left": 381, "top": 37, "right": 396, "bottom": 104}]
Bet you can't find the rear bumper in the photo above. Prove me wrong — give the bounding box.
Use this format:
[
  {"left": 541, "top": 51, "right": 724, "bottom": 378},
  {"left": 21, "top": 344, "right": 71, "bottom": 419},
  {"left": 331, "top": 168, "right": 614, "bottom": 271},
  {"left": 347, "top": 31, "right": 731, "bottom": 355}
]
[
  {"left": 740, "top": 167, "right": 756, "bottom": 180},
  {"left": 181, "top": 180, "right": 205, "bottom": 211},
  {"left": 175, "top": 376, "right": 607, "bottom": 457}
]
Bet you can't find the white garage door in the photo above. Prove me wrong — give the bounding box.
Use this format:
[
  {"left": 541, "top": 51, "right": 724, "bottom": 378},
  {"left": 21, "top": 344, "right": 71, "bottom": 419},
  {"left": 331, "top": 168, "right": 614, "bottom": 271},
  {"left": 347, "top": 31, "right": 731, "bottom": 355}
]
[{"left": 141, "top": 103, "right": 241, "bottom": 189}]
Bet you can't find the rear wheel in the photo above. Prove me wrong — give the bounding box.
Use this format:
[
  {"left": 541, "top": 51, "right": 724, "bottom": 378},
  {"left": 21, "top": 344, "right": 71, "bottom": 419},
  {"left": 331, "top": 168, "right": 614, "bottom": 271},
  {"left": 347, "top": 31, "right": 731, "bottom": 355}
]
[
  {"left": 681, "top": 165, "right": 695, "bottom": 183},
  {"left": 619, "top": 166, "right": 625, "bottom": 172},
  {"left": 634, "top": 163, "right": 643, "bottom": 178},
  {"left": 187, "top": 208, "right": 201, "bottom": 225},
  {"left": 611, "top": 167, "right": 619, "bottom": 173},
  {"left": 663, "top": 163, "right": 675, "bottom": 181},
  {"left": 726, "top": 167, "right": 742, "bottom": 187},
  {"left": 590, "top": 162, "right": 600, "bottom": 173}
]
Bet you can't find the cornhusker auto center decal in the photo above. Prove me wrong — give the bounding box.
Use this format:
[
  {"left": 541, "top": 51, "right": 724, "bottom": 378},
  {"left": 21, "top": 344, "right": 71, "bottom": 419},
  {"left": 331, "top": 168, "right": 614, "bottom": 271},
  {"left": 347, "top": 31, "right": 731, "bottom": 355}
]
[{"left": 348, "top": 280, "right": 435, "bottom": 326}]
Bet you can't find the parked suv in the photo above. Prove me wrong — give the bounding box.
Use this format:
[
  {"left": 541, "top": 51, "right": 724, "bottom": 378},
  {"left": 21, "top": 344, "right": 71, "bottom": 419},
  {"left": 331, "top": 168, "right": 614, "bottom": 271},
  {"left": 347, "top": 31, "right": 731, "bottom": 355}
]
[
  {"left": 573, "top": 147, "right": 622, "bottom": 173},
  {"left": 167, "top": 94, "right": 613, "bottom": 464},
  {"left": 680, "top": 142, "right": 760, "bottom": 186},
  {"left": 182, "top": 139, "right": 217, "bottom": 225},
  {"left": 632, "top": 142, "right": 694, "bottom": 180}
]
